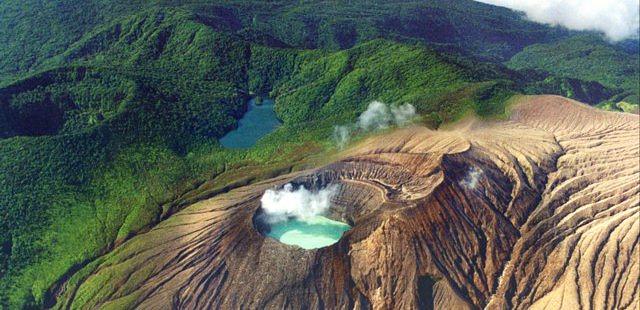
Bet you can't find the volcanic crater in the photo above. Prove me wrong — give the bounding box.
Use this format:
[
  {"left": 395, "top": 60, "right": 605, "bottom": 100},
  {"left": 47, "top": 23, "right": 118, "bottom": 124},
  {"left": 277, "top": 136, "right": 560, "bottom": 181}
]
[{"left": 50, "top": 96, "right": 639, "bottom": 309}]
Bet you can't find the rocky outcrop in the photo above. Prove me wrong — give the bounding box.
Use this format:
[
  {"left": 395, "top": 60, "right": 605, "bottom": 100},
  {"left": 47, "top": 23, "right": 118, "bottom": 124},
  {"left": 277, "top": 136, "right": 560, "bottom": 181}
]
[{"left": 50, "top": 96, "right": 639, "bottom": 309}]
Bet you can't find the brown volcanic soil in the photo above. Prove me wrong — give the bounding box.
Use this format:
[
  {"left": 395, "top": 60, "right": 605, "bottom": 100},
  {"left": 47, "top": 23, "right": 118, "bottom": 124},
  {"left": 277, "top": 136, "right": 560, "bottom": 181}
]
[{"left": 51, "top": 96, "right": 639, "bottom": 309}]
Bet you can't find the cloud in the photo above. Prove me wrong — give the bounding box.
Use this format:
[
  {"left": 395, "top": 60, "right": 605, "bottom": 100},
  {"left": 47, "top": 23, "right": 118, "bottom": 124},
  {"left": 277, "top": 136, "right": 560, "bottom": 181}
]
[
  {"left": 476, "top": 0, "right": 640, "bottom": 41},
  {"left": 333, "top": 101, "right": 417, "bottom": 148},
  {"left": 260, "top": 183, "right": 339, "bottom": 224}
]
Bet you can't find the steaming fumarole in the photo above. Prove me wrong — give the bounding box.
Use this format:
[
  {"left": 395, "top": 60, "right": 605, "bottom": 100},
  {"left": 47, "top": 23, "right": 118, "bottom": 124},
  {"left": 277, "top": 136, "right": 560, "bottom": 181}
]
[{"left": 258, "top": 183, "right": 351, "bottom": 249}]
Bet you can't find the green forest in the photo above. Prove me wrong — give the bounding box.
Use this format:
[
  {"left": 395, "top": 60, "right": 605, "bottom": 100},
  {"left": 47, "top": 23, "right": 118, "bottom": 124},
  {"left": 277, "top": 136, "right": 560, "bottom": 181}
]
[{"left": 0, "top": 1, "right": 638, "bottom": 308}]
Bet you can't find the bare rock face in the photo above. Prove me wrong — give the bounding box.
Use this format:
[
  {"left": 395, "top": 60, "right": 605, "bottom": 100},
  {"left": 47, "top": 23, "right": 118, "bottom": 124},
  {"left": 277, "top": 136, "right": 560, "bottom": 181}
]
[{"left": 51, "top": 96, "right": 639, "bottom": 309}]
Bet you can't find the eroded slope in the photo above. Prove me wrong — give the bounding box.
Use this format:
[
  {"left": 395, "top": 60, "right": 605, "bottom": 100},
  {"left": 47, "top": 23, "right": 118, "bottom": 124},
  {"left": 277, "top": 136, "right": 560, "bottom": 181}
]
[{"left": 50, "top": 96, "right": 639, "bottom": 309}]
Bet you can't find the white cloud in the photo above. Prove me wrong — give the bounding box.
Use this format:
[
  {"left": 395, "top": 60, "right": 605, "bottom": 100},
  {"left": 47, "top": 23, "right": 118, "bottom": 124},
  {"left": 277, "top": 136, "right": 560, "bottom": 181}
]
[{"left": 476, "top": 0, "right": 640, "bottom": 41}]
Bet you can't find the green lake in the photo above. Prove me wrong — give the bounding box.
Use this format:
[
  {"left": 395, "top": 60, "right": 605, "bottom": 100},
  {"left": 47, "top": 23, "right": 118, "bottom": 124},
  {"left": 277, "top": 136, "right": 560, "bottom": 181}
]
[{"left": 266, "top": 215, "right": 351, "bottom": 249}]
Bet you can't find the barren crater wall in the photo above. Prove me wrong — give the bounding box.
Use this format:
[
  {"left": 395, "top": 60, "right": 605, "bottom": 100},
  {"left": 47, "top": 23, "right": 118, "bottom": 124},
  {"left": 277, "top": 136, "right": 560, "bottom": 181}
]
[{"left": 49, "top": 96, "right": 639, "bottom": 310}]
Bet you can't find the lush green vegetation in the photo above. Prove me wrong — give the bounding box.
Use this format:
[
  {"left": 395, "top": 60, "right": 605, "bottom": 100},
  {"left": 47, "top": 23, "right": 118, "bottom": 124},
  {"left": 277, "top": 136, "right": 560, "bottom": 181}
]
[
  {"left": 508, "top": 35, "right": 639, "bottom": 106},
  {"left": 0, "top": 1, "right": 637, "bottom": 308},
  {"left": 0, "top": 0, "right": 576, "bottom": 81}
]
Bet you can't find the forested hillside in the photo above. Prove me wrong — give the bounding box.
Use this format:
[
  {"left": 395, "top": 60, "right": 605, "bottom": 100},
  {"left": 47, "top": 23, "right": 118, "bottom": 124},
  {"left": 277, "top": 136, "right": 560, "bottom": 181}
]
[
  {"left": 0, "top": 0, "right": 588, "bottom": 81},
  {"left": 508, "top": 35, "right": 640, "bottom": 110},
  {"left": 0, "top": 1, "right": 637, "bottom": 308}
]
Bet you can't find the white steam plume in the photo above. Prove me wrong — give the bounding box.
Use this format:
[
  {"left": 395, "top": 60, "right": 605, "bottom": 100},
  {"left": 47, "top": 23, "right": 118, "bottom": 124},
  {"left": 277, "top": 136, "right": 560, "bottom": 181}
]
[
  {"left": 333, "top": 125, "right": 352, "bottom": 149},
  {"left": 391, "top": 103, "right": 417, "bottom": 126},
  {"left": 357, "top": 101, "right": 393, "bottom": 131},
  {"left": 260, "top": 183, "right": 339, "bottom": 224},
  {"left": 333, "top": 101, "right": 417, "bottom": 148},
  {"left": 460, "top": 167, "right": 483, "bottom": 190},
  {"left": 476, "top": 0, "right": 640, "bottom": 41}
]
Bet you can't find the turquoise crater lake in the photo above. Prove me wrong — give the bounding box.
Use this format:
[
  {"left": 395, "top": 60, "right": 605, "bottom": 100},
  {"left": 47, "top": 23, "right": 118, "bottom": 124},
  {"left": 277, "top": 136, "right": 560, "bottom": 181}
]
[
  {"left": 266, "top": 216, "right": 351, "bottom": 250},
  {"left": 220, "top": 98, "right": 281, "bottom": 148}
]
